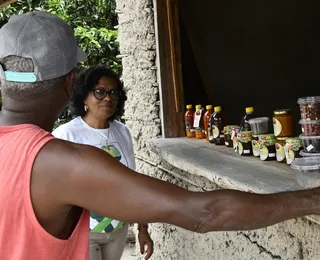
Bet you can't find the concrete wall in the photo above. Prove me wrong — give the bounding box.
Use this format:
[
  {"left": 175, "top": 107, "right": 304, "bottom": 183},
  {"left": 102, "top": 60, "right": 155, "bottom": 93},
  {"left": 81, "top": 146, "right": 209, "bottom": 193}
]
[{"left": 116, "top": 0, "right": 320, "bottom": 259}]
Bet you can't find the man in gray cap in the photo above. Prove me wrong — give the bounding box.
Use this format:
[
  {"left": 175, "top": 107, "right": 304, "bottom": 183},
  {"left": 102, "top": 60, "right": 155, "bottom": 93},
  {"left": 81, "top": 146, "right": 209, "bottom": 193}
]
[{"left": 0, "top": 10, "right": 320, "bottom": 260}]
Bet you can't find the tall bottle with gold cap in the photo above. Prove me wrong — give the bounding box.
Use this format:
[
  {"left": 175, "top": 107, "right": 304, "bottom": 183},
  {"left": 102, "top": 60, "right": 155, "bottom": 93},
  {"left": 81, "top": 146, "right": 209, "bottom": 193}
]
[
  {"left": 239, "top": 107, "right": 254, "bottom": 132},
  {"left": 184, "top": 104, "right": 195, "bottom": 138},
  {"left": 203, "top": 105, "right": 214, "bottom": 141},
  {"left": 193, "top": 104, "right": 205, "bottom": 139},
  {"left": 209, "top": 106, "right": 226, "bottom": 145}
]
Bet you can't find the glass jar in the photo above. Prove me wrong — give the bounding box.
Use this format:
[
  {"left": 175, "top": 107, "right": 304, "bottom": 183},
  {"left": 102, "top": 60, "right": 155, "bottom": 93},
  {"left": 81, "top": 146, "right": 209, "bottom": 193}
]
[
  {"left": 231, "top": 127, "right": 240, "bottom": 152},
  {"left": 273, "top": 109, "right": 294, "bottom": 137},
  {"left": 223, "top": 125, "right": 238, "bottom": 148},
  {"left": 237, "top": 131, "right": 253, "bottom": 156},
  {"left": 285, "top": 137, "right": 303, "bottom": 165},
  {"left": 275, "top": 137, "right": 287, "bottom": 163},
  {"left": 251, "top": 135, "right": 260, "bottom": 157},
  {"left": 259, "top": 134, "right": 276, "bottom": 161}
]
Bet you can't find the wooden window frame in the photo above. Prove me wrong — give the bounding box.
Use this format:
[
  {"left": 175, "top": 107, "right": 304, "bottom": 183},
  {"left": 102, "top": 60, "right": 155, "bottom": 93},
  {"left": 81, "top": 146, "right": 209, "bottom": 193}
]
[
  {"left": 154, "top": 0, "right": 185, "bottom": 138},
  {"left": 0, "top": 0, "right": 17, "bottom": 8}
]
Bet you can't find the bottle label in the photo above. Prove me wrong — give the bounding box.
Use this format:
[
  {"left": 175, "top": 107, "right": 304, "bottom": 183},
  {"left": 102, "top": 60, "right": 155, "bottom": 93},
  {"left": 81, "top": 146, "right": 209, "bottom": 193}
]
[
  {"left": 276, "top": 143, "right": 285, "bottom": 162},
  {"left": 273, "top": 118, "right": 282, "bottom": 136},
  {"left": 185, "top": 121, "right": 190, "bottom": 131},
  {"left": 238, "top": 142, "right": 243, "bottom": 155},
  {"left": 193, "top": 109, "right": 203, "bottom": 128},
  {"left": 212, "top": 125, "right": 220, "bottom": 138}
]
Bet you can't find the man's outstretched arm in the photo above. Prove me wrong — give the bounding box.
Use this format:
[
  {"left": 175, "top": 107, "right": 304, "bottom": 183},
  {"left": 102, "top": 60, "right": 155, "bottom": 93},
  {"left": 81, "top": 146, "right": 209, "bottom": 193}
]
[{"left": 33, "top": 139, "right": 320, "bottom": 233}]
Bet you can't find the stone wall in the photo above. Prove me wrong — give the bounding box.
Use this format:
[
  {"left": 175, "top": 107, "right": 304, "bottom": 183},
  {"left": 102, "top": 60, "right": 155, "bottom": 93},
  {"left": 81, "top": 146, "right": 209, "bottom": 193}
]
[{"left": 115, "top": 0, "right": 320, "bottom": 259}]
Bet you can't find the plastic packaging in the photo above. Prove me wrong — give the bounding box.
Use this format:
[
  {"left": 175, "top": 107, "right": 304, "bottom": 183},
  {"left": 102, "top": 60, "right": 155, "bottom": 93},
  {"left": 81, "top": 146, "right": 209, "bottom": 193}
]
[
  {"left": 291, "top": 157, "right": 320, "bottom": 188},
  {"left": 299, "top": 119, "right": 320, "bottom": 136},
  {"left": 248, "top": 117, "right": 269, "bottom": 135},
  {"left": 299, "top": 135, "right": 320, "bottom": 153},
  {"left": 298, "top": 96, "right": 320, "bottom": 120},
  {"left": 300, "top": 151, "right": 320, "bottom": 157}
]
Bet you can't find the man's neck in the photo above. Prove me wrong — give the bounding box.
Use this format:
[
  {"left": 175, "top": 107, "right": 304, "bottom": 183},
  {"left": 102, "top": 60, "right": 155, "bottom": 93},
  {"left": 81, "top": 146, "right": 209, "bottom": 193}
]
[{"left": 0, "top": 109, "right": 55, "bottom": 132}]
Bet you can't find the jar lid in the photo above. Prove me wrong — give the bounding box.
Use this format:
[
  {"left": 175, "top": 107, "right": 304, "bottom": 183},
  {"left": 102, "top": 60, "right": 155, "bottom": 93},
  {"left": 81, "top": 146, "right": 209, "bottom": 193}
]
[
  {"left": 291, "top": 157, "right": 320, "bottom": 171},
  {"left": 276, "top": 137, "right": 288, "bottom": 141},
  {"left": 286, "top": 137, "right": 303, "bottom": 145},
  {"left": 273, "top": 109, "right": 292, "bottom": 115},
  {"left": 246, "top": 107, "right": 254, "bottom": 113},
  {"left": 206, "top": 105, "right": 213, "bottom": 110},
  {"left": 299, "top": 119, "right": 320, "bottom": 124},
  {"left": 299, "top": 134, "right": 320, "bottom": 140},
  {"left": 214, "top": 106, "right": 221, "bottom": 112},
  {"left": 186, "top": 104, "right": 193, "bottom": 109},
  {"left": 300, "top": 150, "right": 320, "bottom": 157},
  {"left": 195, "top": 104, "right": 202, "bottom": 110},
  {"left": 224, "top": 125, "right": 238, "bottom": 130},
  {"left": 259, "top": 134, "right": 276, "bottom": 141},
  {"left": 297, "top": 96, "right": 320, "bottom": 105},
  {"left": 248, "top": 117, "right": 269, "bottom": 124}
]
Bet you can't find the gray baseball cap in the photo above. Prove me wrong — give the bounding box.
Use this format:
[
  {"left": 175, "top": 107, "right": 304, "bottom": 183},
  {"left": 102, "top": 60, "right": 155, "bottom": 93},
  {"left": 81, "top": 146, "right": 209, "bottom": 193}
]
[{"left": 0, "top": 11, "right": 87, "bottom": 83}]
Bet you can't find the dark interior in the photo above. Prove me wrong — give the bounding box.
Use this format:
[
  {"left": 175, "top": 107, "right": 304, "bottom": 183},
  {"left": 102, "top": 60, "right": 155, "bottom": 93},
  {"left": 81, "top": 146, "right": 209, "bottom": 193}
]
[{"left": 179, "top": 0, "right": 320, "bottom": 135}]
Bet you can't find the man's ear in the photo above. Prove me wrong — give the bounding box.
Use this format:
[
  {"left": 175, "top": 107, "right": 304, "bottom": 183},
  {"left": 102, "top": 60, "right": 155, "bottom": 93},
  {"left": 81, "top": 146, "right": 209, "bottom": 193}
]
[{"left": 64, "top": 70, "right": 76, "bottom": 96}]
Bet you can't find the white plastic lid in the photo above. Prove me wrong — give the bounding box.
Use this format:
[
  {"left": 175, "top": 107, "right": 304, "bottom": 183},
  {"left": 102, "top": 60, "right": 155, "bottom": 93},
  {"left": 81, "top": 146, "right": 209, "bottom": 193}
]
[
  {"left": 297, "top": 96, "right": 320, "bottom": 105},
  {"left": 291, "top": 157, "right": 320, "bottom": 171},
  {"left": 299, "top": 134, "right": 320, "bottom": 140},
  {"left": 300, "top": 151, "right": 320, "bottom": 157},
  {"left": 248, "top": 117, "right": 269, "bottom": 124},
  {"left": 299, "top": 119, "right": 320, "bottom": 124}
]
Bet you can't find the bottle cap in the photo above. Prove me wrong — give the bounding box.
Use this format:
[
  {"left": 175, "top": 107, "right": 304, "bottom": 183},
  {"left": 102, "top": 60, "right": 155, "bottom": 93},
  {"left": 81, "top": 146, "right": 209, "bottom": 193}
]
[
  {"left": 214, "top": 106, "right": 221, "bottom": 112},
  {"left": 206, "top": 105, "right": 213, "bottom": 110},
  {"left": 186, "top": 104, "right": 193, "bottom": 109},
  {"left": 195, "top": 105, "right": 202, "bottom": 110},
  {"left": 246, "top": 107, "right": 254, "bottom": 113}
]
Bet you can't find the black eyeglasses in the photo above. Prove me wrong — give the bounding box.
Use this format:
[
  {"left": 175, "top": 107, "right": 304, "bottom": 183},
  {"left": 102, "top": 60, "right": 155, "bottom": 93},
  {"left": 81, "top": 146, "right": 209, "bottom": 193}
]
[{"left": 92, "top": 88, "right": 122, "bottom": 101}]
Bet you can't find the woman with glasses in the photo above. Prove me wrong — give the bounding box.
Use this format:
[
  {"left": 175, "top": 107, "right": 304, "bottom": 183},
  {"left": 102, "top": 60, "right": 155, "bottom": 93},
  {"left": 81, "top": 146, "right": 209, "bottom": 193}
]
[{"left": 52, "top": 66, "right": 154, "bottom": 260}]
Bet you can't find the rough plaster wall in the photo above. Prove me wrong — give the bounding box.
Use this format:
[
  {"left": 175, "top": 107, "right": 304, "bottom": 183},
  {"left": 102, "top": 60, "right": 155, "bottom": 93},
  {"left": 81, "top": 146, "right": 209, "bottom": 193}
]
[{"left": 116, "top": 0, "right": 320, "bottom": 259}]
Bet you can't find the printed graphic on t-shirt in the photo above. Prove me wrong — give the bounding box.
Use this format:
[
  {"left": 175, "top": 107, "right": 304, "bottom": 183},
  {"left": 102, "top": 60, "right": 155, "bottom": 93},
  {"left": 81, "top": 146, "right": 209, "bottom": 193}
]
[
  {"left": 101, "top": 144, "right": 122, "bottom": 161},
  {"left": 90, "top": 142, "right": 125, "bottom": 233}
]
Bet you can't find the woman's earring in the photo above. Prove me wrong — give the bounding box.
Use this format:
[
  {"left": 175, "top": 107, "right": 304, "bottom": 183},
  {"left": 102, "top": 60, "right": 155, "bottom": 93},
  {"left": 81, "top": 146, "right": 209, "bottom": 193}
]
[{"left": 84, "top": 105, "right": 88, "bottom": 112}]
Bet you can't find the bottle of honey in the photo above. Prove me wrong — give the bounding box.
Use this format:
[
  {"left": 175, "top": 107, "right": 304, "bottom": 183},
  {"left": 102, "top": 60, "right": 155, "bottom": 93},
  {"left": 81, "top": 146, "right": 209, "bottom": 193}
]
[
  {"left": 209, "top": 106, "right": 226, "bottom": 145},
  {"left": 193, "top": 105, "right": 205, "bottom": 139},
  {"left": 184, "top": 105, "right": 195, "bottom": 138},
  {"left": 203, "top": 105, "right": 213, "bottom": 141}
]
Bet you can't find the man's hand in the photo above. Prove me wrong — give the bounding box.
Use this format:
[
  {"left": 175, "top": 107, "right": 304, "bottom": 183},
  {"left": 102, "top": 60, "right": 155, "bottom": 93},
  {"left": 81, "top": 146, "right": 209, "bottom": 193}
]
[{"left": 138, "top": 225, "right": 154, "bottom": 260}]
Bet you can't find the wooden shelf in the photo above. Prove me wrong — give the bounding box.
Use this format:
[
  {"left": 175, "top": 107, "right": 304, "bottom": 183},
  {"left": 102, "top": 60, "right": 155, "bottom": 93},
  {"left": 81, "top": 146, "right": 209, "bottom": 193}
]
[
  {"left": 151, "top": 137, "right": 320, "bottom": 225},
  {"left": 0, "top": 0, "right": 17, "bottom": 8}
]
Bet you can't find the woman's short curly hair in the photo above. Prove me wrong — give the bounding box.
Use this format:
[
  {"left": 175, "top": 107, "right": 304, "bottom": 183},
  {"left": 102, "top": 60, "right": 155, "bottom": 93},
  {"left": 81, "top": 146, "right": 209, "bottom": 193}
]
[{"left": 70, "top": 66, "right": 127, "bottom": 121}]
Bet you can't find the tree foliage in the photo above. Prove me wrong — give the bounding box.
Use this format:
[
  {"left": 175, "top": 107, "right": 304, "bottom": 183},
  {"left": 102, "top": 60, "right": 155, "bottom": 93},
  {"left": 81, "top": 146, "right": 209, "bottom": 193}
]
[{"left": 0, "top": 0, "right": 121, "bottom": 72}]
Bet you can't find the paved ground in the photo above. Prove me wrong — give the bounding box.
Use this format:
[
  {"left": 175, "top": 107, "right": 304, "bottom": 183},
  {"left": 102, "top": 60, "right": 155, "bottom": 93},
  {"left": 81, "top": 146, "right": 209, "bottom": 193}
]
[{"left": 122, "top": 244, "right": 138, "bottom": 260}]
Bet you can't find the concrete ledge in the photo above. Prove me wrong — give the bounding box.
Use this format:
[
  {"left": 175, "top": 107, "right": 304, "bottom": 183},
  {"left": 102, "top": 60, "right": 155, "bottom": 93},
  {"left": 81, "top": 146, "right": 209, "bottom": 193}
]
[{"left": 150, "top": 137, "right": 320, "bottom": 224}]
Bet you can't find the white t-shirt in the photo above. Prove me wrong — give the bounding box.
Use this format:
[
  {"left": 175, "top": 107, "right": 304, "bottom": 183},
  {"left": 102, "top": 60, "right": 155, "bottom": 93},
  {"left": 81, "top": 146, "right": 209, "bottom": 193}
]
[
  {"left": 52, "top": 116, "right": 135, "bottom": 232},
  {"left": 52, "top": 116, "right": 135, "bottom": 170}
]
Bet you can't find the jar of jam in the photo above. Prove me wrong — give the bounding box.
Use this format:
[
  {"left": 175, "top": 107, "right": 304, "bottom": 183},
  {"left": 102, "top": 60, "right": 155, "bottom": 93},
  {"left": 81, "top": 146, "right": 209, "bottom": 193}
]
[
  {"left": 285, "top": 137, "right": 303, "bottom": 165},
  {"left": 251, "top": 135, "right": 260, "bottom": 157},
  {"left": 275, "top": 137, "right": 287, "bottom": 163},
  {"left": 259, "top": 134, "right": 276, "bottom": 161},
  {"left": 273, "top": 109, "right": 294, "bottom": 137},
  {"left": 223, "top": 125, "right": 238, "bottom": 147},
  {"left": 237, "top": 131, "right": 253, "bottom": 156},
  {"left": 231, "top": 127, "right": 240, "bottom": 152}
]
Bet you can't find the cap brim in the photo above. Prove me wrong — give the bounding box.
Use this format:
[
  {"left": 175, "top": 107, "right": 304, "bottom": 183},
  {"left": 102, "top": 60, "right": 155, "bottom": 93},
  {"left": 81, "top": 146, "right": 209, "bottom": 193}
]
[{"left": 77, "top": 47, "right": 87, "bottom": 62}]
